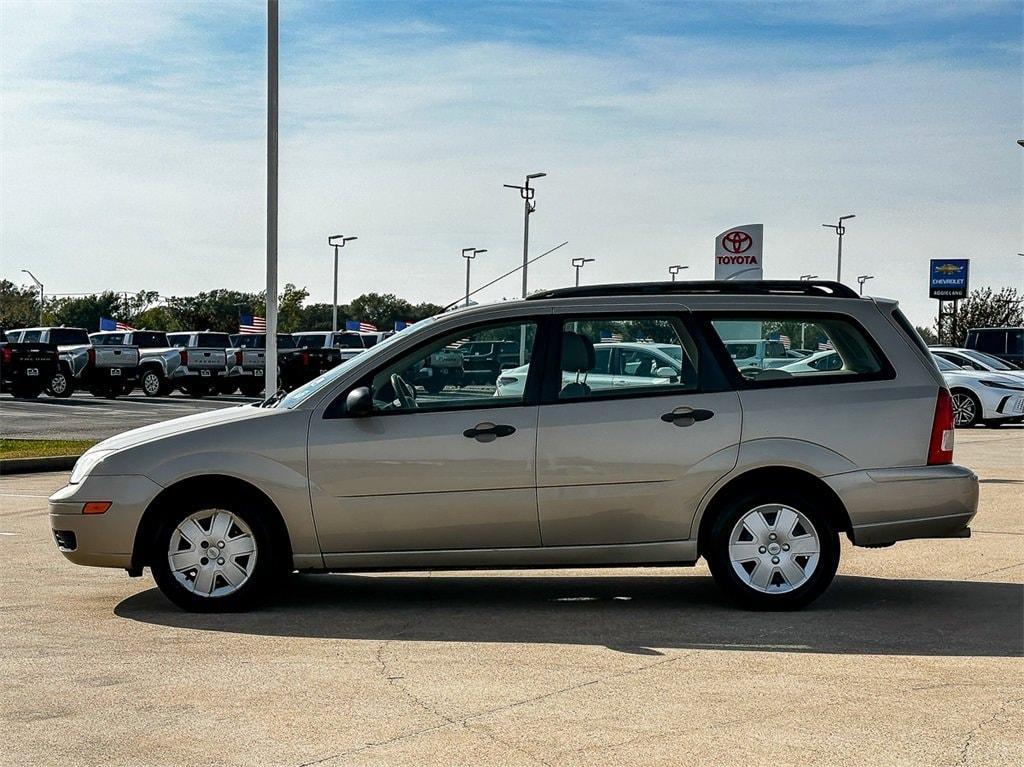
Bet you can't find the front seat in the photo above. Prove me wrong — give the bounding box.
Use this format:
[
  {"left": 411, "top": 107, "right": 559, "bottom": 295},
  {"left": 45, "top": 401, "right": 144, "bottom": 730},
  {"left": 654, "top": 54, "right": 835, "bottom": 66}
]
[{"left": 559, "top": 331, "right": 595, "bottom": 398}]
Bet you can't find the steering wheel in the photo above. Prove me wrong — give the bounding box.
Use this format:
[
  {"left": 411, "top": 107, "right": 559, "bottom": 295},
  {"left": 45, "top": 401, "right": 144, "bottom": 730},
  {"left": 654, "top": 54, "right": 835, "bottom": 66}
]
[{"left": 390, "top": 373, "right": 418, "bottom": 409}]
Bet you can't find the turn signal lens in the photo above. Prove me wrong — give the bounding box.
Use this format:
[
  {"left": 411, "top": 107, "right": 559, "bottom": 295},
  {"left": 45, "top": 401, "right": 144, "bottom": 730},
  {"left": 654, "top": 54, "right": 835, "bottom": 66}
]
[{"left": 82, "top": 502, "right": 112, "bottom": 515}]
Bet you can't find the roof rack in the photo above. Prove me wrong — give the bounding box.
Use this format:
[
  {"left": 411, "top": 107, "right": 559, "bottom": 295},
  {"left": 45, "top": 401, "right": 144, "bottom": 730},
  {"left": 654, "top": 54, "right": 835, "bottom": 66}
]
[{"left": 526, "top": 280, "right": 860, "bottom": 301}]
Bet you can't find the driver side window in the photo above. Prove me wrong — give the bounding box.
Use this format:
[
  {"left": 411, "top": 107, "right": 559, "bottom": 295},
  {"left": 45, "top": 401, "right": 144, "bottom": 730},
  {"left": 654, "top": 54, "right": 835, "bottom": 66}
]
[{"left": 368, "top": 320, "right": 537, "bottom": 413}]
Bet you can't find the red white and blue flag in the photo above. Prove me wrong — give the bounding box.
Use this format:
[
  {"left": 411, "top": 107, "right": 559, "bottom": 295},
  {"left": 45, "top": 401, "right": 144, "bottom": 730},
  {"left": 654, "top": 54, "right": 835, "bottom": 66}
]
[
  {"left": 346, "top": 320, "right": 377, "bottom": 333},
  {"left": 99, "top": 317, "right": 136, "bottom": 332},
  {"left": 817, "top": 337, "right": 834, "bottom": 351},
  {"left": 240, "top": 314, "right": 266, "bottom": 334}
]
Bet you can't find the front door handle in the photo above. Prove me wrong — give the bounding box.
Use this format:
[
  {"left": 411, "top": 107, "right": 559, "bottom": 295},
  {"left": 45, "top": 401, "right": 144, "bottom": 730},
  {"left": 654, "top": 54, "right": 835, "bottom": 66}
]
[
  {"left": 463, "top": 422, "right": 517, "bottom": 442},
  {"left": 660, "top": 407, "right": 715, "bottom": 427}
]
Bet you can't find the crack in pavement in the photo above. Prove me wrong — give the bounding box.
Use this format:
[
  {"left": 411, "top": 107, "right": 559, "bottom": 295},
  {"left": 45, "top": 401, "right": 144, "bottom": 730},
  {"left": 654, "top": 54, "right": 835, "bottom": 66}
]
[
  {"left": 957, "top": 696, "right": 1024, "bottom": 766},
  {"left": 299, "top": 648, "right": 697, "bottom": 766}
]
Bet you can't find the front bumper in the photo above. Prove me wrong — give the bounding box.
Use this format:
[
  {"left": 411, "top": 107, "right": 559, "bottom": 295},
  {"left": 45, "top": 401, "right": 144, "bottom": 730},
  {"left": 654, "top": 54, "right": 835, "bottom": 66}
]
[
  {"left": 49, "top": 474, "right": 163, "bottom": 569},
  {"left": 825, "top": 464, "right": 979, "bottom": 546}
]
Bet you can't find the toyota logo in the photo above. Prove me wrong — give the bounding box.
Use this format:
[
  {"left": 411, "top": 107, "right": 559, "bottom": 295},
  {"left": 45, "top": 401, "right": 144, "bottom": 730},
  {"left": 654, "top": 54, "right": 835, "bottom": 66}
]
[{"left": 722, "top": 230, "right": 753, "bottom": 254}]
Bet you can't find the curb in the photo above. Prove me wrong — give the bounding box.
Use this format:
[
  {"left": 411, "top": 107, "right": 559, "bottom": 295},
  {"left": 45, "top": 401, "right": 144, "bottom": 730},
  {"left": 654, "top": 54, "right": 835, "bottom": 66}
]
[{"left": 0, "top": 455, "right": 81, "bottom": 475}]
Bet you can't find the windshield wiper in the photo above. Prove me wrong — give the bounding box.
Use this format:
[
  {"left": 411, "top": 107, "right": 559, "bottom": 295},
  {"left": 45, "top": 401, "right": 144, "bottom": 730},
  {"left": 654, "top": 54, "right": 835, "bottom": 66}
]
[{"left": 261, "top": 388, "right": 287, "bottom": 408}]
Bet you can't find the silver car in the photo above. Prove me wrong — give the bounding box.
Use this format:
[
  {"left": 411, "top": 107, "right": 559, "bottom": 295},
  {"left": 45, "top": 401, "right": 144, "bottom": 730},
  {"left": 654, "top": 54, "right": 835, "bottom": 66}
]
[{"left": 50, "top": 280, "right": 978, "bottom": 612}]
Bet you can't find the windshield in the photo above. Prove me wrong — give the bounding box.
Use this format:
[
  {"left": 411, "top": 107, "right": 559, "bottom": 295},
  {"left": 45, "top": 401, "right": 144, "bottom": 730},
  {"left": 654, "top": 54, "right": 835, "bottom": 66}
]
[
  {"left": 275, "top": 317, "right": 438, "bottom": 409},
  {"left": 933, "top": 354, "right": 959, "bottom": 371},
  {"left": 962, "top": 349, "right": 1016, "bottom": 370}
]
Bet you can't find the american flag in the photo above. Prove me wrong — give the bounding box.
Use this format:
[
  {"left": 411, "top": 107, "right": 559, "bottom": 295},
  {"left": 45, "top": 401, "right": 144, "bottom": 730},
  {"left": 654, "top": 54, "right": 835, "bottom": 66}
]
[
  {"left": 346, "top": 319, "right": 377, "bottom": 333},
  {"left": 600, "top": 331, "right": 624, "bottom": 342},
  {"left": 239, "top": 314, "right": 266, "bottom": 334},
  {"left": 116, "top": 320, "right": 135, "bottom": 331},
  {"left": 779, "top": 334, "right": 791, "bottom": 350},
  {"left": 99, "top": 317, "right": 135, "bottom": 332},
  {"left": 817, "top": 337, "right": 834, "bottom": 351}
]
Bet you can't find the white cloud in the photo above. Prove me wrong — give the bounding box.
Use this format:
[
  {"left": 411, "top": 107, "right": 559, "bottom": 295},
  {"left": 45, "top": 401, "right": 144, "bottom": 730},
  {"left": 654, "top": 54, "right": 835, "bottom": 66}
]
[{"left": 1, "top": 2, "right": 1020, "bottom": 328}]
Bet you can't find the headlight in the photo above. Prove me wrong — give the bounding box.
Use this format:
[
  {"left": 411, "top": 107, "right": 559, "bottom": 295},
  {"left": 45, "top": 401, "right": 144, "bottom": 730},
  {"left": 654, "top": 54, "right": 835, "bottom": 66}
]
[
  {"left": 69, "top": 450, "right": 114, "bottom": 485},
  {"left": 980, "top": 380, "right": 1024, "bottom": 391}
]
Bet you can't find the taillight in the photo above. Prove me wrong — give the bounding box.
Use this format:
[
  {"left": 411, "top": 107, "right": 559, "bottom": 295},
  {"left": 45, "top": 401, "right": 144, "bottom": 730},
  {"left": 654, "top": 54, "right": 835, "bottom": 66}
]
[
  {"left": 179, "top": 350, "right": 188, "bottom": 365},
  {"left": 235, "top": 351, "right": 243, "bottom": 366},
  {"left": 87, "top": 347, "right": 96, "bottom": 365},
  {"left": 301, "top": 352, "right": 310, "bottom": 366},
  {"left": 928, "top": 388, "right": 955, "bottom": 465},
  {"left": 1, "top": 346, "right": 11, "bottom": 365}
]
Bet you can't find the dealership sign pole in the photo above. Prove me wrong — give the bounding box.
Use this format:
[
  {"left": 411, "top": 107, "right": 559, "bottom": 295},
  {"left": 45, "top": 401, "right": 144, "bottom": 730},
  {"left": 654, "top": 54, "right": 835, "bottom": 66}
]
[
  {"left": 714, "top": 224, "right": 764, "bottom": 280},
  {"left": 929, "top": 259, "right": 970, "bottom": 345}
]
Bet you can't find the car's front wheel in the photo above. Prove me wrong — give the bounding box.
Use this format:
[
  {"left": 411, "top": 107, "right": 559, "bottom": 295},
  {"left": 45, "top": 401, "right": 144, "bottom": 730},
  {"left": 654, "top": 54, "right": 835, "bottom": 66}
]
[
  {"left": 150, "top": 500, "right": 280, "bottom": 612},
  {"left": 706, "top": 490, "right": 840, "bottom": 610},
  {"left": 951, "top": 389, "right": 982, "bottom": 428}
]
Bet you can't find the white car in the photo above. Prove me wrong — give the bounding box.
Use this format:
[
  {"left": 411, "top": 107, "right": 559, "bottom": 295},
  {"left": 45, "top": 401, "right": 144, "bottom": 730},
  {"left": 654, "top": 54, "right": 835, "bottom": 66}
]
[
  {"left": 779, "top": 350, "right": 843, "bottom": 374},
  {"left": 495, "top": 342, "right": 684, "bottom": 398},
  {"left": 931, "top": 347, "right": 1024, "bottom": 379},
  {"left": 932, "top": 354, "right": 1024, "bottom": 427}
]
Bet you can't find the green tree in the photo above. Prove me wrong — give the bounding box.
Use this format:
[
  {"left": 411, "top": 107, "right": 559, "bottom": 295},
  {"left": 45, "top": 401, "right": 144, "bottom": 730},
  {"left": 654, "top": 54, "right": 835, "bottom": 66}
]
[
  {"left": 164, "top": 289, "right": 261, "bottom": 332},
  {"left": 0, "top": 280, "right": 41, "bottom": 328},
  {"left": 945, "top": 286, "right": 1023, "bottom": 346},
  {"left": 348, "top": 292, "right": 415, "bottom": 330},
  {"left": 915, "top": 325, "right": 939, "bottom": 345},
  {"left": 48, "top": 291, "right": 125, "bottom": 331}
]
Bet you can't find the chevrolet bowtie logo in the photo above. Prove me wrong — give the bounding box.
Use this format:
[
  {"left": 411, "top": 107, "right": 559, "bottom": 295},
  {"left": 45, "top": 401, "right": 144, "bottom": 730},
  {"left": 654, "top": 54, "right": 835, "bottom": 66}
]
[{"left": 935, "top": 263, "right": 963, "bottom": 274}]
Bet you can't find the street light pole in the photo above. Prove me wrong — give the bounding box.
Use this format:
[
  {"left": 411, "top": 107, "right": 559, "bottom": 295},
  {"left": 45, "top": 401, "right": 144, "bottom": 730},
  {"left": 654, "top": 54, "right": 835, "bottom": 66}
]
[
  {"left": 462, "top": 247, "right": 487, "bottom": 306},
  {"left": 571, "top": 257, "right": 595, "bottom": 287},
  {"left": 668, "top": 264, "right": 688, "bottom": 282},
  {"left": 857, "top": 274, "right": 875, "bottom": 295},
  {"left": 265, "top": 0, "right": 279, "bottom": 396},
  {"left": 800, "top": 274, "right": 819, "bottom": 281},
  {"left": 328, "top": 235, "right": 357, "bottom": 332},
  {"left": 822, "top": 214, "right": 855, "bottom": 282},
  {"left": 504, "top": 172, "right": 546, "bottom": 298},
  {"left": 21, "top": 270, "right": 43, "bottom": 325}
]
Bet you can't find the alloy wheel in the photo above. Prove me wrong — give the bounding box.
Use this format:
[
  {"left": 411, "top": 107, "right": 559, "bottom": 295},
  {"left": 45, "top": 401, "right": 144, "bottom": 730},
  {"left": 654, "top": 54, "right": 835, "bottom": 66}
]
[
  {"left": 728, "top": 504, "right": 820, "bottom": 594},
  {"left": 951, "top": 392, "right": 977, "bottom": 426},
  {"left": 142, "top": 371, "right": 162, "bottom": 396},
  {"left": 167, "top": 509, "right": 258, "bottom": 598}
]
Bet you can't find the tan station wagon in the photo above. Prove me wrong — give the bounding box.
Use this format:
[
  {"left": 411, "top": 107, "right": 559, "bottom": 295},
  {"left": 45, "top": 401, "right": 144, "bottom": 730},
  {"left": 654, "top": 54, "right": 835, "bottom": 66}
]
[{"left": 50, "top": 281, "right": 979, "bottom": 612}]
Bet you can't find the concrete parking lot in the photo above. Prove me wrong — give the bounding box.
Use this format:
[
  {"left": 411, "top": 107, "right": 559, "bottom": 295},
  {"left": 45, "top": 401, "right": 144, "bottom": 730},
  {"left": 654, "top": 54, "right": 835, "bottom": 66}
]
[{"left": 1, "top": 429, "right": 1021, "bottom": 767}]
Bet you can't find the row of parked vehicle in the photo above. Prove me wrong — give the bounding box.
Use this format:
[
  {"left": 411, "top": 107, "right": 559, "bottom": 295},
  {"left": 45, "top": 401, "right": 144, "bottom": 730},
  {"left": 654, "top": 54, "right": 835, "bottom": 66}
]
[
  {"left": 0, "top": 324, "right": 532, "bottom": 401},
  {"left": 0, "top": 326, "right": 388, "bottom": 400}
]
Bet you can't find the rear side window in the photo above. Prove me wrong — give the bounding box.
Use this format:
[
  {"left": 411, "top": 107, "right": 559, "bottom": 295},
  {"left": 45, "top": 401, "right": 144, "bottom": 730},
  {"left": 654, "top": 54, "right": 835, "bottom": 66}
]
[
  {"left": 708, "top": 315, "right": 887, "bottom": 385},
  {"left": 971, "top": 330, "right": 1005, "bottom": 354},
  {"left": 166, "top": 334, "right": 188, "bottom": 348},
  {"left": 556, "top": 316, "right": 699, "bottom": 400},
  {"left": 50, "top": 329, "right": 90, "bottom": 345}
]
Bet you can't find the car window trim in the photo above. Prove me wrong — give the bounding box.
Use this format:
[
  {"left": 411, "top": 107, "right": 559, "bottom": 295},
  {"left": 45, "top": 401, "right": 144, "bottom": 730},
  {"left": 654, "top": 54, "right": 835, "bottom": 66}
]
[
  {"left": 323, "top": 315, "right": 551, "bottom": 419},
  {"left": 695, "top": 310, "right": 896, "bottom": 390}
]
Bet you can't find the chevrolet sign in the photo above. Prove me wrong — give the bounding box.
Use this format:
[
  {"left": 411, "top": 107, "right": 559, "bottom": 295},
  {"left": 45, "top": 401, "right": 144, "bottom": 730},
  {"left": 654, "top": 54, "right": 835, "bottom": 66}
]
[{"left": 929, "top": 259, "right": 970, "bottom": 299}]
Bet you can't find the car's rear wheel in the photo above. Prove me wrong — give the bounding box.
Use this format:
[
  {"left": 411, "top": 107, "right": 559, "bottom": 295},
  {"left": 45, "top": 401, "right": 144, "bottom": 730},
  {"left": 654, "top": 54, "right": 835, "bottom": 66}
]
[
  {"left": 706, "top": 490, "right": 839, "bottom": 610},
  {"left": 951, "top": 389, "right": 981, "bottom": 428},
  {"left": 46, "top": 368, "right": 74, "bottom": 398},
  {"left": 140, "top": 369, "right": 164, "bottom": 397},
  {"left": 150, "top": 500, "right": 279, "bottom": 612}
]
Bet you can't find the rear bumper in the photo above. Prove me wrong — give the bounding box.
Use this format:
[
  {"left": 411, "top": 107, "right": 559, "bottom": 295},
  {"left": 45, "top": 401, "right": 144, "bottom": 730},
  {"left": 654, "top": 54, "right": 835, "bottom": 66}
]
[
  {"left": 824, "top": 464, "right": 979, "bottom": 546},
  {"left": 170, "top": 367, "right": 225, "bottom": 380}
]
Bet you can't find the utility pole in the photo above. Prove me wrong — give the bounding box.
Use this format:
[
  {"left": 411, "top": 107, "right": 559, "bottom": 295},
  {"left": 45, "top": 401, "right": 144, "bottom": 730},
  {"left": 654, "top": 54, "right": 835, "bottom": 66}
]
[
  {"left": 265, "top": 0, "right": 279, "bottom": 395},
  {"left": 571, "top": 257, "right": 595, "bottom": 287},
  {"left": 462, "top": 247, "right": 487, "bottom": 306},
  {"left": 668, "top": 264, "right": 688, "bottom": 282},
  {"left": 328, "top": 235, "right": 357, "bottom": 332},
  {"left": 822, "top": 214, "right": 855, "bottom": 283},
  {"left": 21, "top": 270, "right": 43, "bottom": 325}
]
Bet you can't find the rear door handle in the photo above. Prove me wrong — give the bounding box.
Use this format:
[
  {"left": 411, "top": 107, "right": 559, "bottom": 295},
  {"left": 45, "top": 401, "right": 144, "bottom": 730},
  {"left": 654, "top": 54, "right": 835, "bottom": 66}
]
[
  {"left": 660, "top": 407, "right": 714, "bottom": 427},
  {"left": 463, "top": 422, "right": 516, "bottom": 442}
]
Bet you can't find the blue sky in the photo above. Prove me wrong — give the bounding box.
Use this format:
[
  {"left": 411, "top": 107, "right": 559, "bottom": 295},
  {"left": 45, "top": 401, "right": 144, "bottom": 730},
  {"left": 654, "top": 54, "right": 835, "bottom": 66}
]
[{"left": 1, "top": 0, "right": 1021, "bottom": 325}]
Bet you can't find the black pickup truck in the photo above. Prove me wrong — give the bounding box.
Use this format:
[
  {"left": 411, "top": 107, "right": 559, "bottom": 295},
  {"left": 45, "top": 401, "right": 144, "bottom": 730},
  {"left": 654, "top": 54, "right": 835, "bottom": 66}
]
[
  {"left": 0, "top": 329, "right": 59, "bottom": 399},
  {"left": 283, "top": 332, "right": 351, "bottom": 391}
]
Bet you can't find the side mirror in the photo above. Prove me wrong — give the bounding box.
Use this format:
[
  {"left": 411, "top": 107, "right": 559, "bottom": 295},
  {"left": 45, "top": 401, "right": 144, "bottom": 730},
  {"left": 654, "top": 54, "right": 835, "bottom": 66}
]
[
  {"left": 655, "top": 366, "right": 677, "bottom": 379},
  {"left": 345, "top": 386, "right": 373, "bottom": 417}
]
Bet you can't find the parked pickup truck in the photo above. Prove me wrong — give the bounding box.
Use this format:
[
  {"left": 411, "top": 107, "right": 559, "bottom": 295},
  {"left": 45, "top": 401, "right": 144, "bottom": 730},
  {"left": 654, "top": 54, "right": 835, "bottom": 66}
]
[
  {"left": 0, "top": 329, "right": 59, "bottom": 399},
  {"left": 165, "top": 331, "right": 231, "bottom": 397},
  {"left": 285, "top": 331, "right": 381, "bottom": 391},
  {"left": 7, "top": 326, "right": 139, "bottom": 398},
  {"left": 91, "top": 330, "right": 183, "bottom": 397},
  {"left": 225, "top": 333, "right": 299, "bottom": 397},
  {"left": 456, "top": 339, "right": 522, "bottom": 386}
]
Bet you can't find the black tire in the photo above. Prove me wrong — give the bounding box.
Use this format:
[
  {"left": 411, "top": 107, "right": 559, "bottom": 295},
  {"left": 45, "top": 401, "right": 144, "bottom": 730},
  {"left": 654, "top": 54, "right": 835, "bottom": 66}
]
[
  {"left": 705, "top": 488, "right": 840, "bottom": 610},
  {"left": 46, "top": 368, "right": 75, "bottom": 398},
  {"left": 185, "top": 381, "right": 210, "bottom": 398},
  {"left": 140, "top": 368, "right": 164, "bottom": 397},
  {"left": 11, "top": 383, "right": 42, "bottom": 399},
  {"left": 951, "top": 389, "right": 982, "bottom": 428},
  {"left": 149, "top": 491, "right": 283, "bottom": 612},
  {"left": 238, "top": 379, "right": 264, "bottom": 397},
  {"left": 217, "top": 380, "right": 239, "bottom": 395}
]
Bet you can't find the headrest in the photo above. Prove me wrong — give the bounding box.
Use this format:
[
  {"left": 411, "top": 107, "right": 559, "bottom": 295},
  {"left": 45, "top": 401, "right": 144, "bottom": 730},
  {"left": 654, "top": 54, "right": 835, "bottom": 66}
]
[{"left": 561, "top": 331, "right": 595, "bottom": 373}]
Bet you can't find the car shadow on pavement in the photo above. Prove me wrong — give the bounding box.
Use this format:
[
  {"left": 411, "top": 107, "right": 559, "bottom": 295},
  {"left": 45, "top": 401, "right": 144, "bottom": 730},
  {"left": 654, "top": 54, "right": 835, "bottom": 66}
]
[{"left": 114, "top": 573, "right": 1024, "bottom": 658}]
